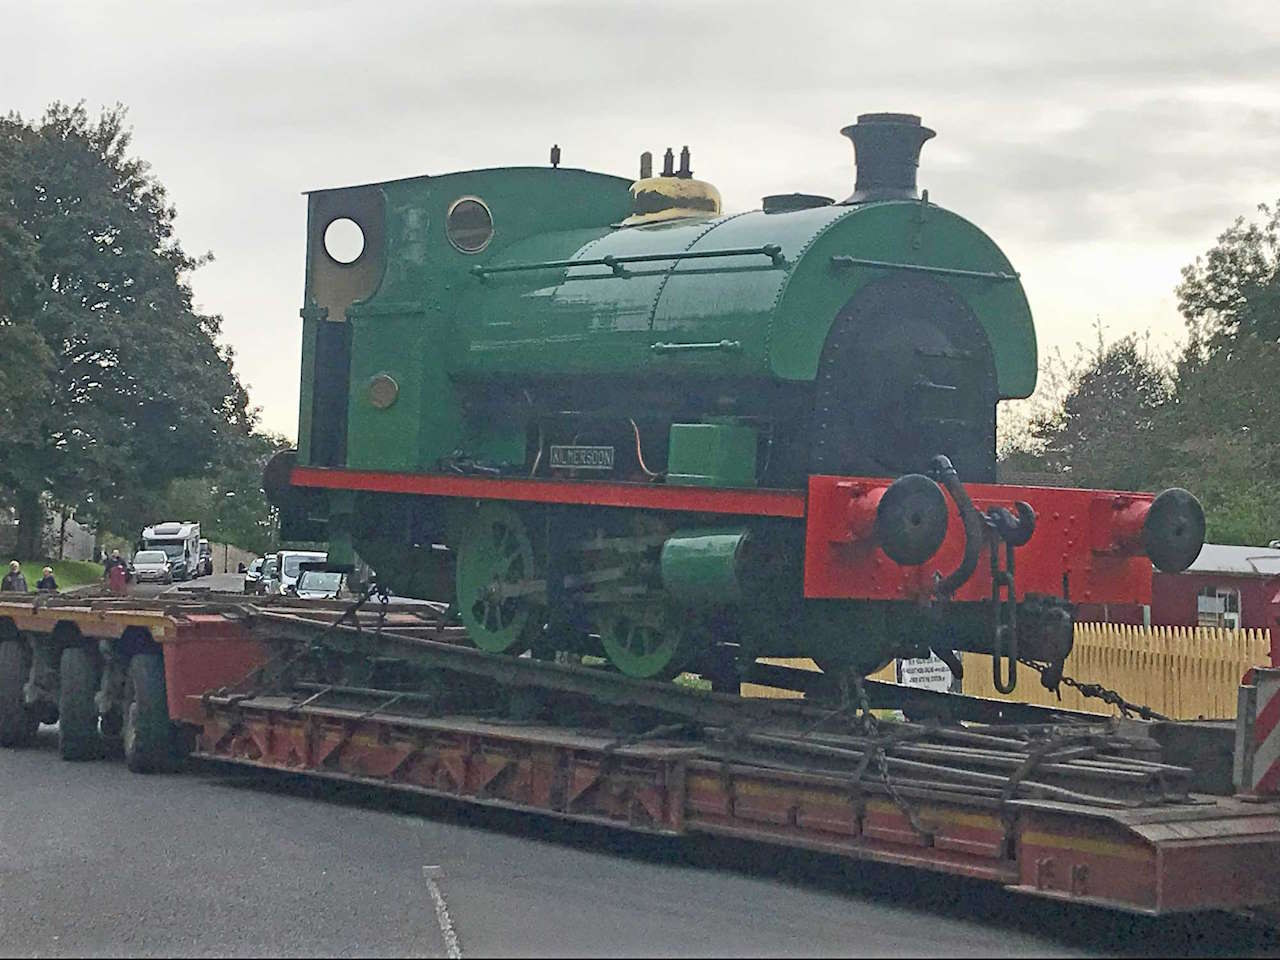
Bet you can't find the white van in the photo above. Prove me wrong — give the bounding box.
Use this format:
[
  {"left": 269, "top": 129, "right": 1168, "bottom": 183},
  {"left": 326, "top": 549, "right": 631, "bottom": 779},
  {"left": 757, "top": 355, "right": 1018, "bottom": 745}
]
[
  {"left": 274, "top": 550, "right": 327, "bottom": 595},
  {"left": 140, "top": 521, "right": 201, "bottom": 582}
]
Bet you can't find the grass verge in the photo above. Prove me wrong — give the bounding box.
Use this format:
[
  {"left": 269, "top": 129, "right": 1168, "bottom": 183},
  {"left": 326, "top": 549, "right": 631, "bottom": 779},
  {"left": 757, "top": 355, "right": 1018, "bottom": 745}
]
[{"left": 12, "top": 560, "right": 103, "bottom": 591}]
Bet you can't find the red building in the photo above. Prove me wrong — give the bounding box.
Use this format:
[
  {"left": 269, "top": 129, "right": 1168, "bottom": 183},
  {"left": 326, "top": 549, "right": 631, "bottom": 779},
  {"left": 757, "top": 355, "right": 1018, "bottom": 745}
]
[{"left": 1078, "top": 543, "right": 1280, "bottom": 630}]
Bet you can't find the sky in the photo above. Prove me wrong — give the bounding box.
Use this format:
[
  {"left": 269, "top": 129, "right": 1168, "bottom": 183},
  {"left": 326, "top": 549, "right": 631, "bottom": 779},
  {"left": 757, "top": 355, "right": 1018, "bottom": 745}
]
[{"left": 4, "top": 0, "right": 1279, "bottom": 439}]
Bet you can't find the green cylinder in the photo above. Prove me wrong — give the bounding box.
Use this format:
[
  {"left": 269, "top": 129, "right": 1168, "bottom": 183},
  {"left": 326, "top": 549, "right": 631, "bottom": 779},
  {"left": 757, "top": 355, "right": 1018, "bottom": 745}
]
[{"left": 659, "top": 527, "right": 750, "bottom": 604}]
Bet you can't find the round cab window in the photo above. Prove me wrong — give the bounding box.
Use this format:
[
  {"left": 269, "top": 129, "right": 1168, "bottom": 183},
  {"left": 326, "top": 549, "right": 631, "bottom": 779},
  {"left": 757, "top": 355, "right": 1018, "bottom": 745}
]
[
  {"left": 446, "top": 197, "right": 493, "bottom": 253},
  {"left": 323, "top": 217, "right": 365, "bottom": 264}
]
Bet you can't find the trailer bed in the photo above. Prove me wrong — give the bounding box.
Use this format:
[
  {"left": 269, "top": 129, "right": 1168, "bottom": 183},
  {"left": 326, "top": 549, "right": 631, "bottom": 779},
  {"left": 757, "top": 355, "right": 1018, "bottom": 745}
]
[{"left": 4, "top": 592, "right": 1279, "bottom": 919}]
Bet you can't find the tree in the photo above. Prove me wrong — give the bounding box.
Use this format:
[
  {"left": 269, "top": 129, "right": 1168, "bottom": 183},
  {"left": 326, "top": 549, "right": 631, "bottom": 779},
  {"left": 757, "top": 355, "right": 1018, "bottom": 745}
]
[
  {"left": 0, "top": 102, "right": 255, "bottom": 557},
  {"left": 1002, "top": 331, "right": 1171, "bottom": 491},
  {"left": 152, "top": 431, "right": 290, "bottom": 556},
  {"left": 999, "top": 202, "right": 1280, "bottom": 544},
  {"left": 996, "top": 344, "right": 1078, "bottom": 464},
  {"left": 1177, "top": 201, "right": 1280, "bottom": 353},
  {"left": 0, "top": 137, "right": 54, "bottom": 451},
  {"left": 1162, "top": 201, "right": 1280, "bottom": 543}
]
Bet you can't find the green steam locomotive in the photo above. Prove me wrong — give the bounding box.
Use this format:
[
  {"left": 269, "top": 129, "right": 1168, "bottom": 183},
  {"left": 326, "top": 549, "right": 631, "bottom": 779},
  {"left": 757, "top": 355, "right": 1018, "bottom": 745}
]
[{"left": 267, "top": 113, "right": 1203, "bottom": 687}]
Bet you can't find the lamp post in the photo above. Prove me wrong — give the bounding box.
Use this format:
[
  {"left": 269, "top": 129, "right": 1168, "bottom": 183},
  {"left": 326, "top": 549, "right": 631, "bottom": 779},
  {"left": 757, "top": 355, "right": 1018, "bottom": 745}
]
[{"left": 221, "top": 491, "right": 236, "bottom": 573}]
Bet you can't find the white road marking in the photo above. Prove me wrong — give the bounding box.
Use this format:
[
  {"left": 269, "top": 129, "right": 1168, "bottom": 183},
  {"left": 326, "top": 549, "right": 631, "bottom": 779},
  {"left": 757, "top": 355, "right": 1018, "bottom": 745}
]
[{"left": 423, "top": 865, "right": 463, "bottom": 959}]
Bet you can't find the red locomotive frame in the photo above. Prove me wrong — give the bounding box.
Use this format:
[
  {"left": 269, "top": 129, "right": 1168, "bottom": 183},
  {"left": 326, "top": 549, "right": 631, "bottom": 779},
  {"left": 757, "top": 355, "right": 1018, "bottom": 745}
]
[{"left": 291, "top": 465, "right": 1155, "bottom": 606}]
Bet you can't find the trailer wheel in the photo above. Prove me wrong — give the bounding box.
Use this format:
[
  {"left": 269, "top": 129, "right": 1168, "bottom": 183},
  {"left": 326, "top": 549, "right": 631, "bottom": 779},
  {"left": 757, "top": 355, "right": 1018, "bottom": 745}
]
[
  {"left": 123, "top": 653, "right": 173, "bottom": 773},
  {"left": 59, "top": 645, "right": 102, "bottom": 761},
  {"left": 0, "top": 640, "right": 38, "bottom": 747}
]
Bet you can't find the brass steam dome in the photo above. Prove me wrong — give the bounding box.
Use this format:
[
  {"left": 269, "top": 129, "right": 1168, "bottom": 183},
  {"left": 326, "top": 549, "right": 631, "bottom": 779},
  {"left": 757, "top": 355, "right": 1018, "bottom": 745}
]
[{"left": 617, "top": 146, "right": 722, "bottom": 227}]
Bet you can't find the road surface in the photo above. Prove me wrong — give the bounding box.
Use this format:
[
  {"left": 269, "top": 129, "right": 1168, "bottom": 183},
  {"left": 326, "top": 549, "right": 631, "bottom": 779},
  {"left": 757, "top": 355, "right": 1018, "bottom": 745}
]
[
  {"left": 1, "top": 725, "right": 1275, "bottom": 958},
  {"left": 130, "top": 571, "right": 244, "bottom": 599}
]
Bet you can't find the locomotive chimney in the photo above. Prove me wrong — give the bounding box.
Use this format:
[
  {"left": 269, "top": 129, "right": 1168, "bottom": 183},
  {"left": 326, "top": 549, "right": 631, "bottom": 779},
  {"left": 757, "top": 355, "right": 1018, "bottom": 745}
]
[{"left": 840, "top": 113, "right": 936, "bottom": 204}]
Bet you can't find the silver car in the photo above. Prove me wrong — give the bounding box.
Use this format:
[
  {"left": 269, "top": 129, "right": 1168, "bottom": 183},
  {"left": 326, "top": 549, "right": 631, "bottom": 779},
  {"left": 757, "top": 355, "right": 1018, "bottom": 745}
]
[
  {"left": 131, "top": 550, "right": 173, "bottom": 584},
  {"left": 287, "top": 569, "right": 444, "bottom": 610},
  {"left": 289, "top": 569, "right": 348, "bottom": 600}
]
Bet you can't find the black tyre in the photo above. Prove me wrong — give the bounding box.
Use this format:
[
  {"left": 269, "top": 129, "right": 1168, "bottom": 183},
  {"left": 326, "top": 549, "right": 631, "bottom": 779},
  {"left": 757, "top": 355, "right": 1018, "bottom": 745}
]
[
  {"left": 123, "top": 653, "right": 173, "bottom": 773},
  {"left": 100, "top": 706, "right": 124, "bottom": 758},
  {"left": 59, "top": 645, "right": 102, "bottom": 761},
  {"left": 0, "top": 640, "right": 38, "bottom": 748},
  {"left": 100, "top": 708, "right": 123, "bottom": 737}
]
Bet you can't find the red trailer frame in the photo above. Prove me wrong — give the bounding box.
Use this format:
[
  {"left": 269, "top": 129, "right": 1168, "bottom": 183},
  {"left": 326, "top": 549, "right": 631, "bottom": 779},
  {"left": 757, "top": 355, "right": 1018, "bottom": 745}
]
[{"left": 3, "top": 595, "right": 1278, "bottom": 919}]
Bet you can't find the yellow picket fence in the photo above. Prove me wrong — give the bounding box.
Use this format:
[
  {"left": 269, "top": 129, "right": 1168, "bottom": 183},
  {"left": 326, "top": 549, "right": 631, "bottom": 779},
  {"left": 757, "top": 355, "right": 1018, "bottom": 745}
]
[
  {"left": 745, "top": 625, "right": 1271, "bottom": 720},
  {"left": 965, "top": 624, "right": 1272, "bottom": 720},
  {"left": 741, "top": 658, "right": 896, "bottom": 701}
]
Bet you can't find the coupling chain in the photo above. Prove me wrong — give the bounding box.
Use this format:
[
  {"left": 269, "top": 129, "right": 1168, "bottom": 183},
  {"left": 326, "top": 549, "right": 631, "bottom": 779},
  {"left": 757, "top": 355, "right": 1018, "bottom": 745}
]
[{"left": 1019, "top": 657, "right": 1169, "bottom": 722}]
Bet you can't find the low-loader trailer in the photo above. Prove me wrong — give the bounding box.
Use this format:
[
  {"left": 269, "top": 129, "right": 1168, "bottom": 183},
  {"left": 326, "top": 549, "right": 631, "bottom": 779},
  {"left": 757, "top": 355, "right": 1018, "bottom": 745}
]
[{"left": 2, "top": 590, "right": 1279, "bottom": 919}]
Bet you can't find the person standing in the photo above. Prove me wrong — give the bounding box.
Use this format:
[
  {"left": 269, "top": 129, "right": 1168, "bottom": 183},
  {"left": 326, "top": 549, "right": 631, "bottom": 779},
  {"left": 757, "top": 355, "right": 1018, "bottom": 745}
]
[
  {"left": 2, "top": 561, "right": 29, "bottom": 592},
  {"left": 35, "top": 567, "right": 58, "bottom": 591},
  {"left": 103, "top": 549, "right": 129, "bottom": 596},
  {"left": 103, "top": 549, "right": 126, "bottom": 576}
]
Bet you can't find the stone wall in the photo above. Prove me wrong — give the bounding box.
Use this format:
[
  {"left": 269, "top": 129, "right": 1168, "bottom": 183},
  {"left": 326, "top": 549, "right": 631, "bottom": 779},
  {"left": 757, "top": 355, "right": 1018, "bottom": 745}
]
[
  {"left": 0, "top": 508, "right": 95, "bottom": 562},
  {"left": 208, "top": 542, "right": 259, "bottom": 574}
]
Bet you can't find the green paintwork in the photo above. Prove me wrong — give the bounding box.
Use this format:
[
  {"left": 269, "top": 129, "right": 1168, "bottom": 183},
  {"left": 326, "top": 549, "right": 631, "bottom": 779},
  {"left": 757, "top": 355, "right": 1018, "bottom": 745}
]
[
  {"left": 296, "top": 163, "right": 1039, "bottom": 674},
  {"left": 450, "top": 200, "right": 1035, "bottom": 394},
  {"left": 666, "top": 421, "right": 758, "bottom": 487},
  {"left": 301, "top": 165, "right": 1036, "bottom": 475},
  {"left": 325, "top": 489, "right": 356, "bottom": 568},
  {"left": 659, "top": 528, "right": 750, "bottom": 604},
  {"left": 454, "top": 502, "right": 539, "bottom": 652},
  {"left": 333, "top": 168, "right": 635, "bottom": 472},
  {"left": 595, "top": 603, "right": 690, "bottom": 679}
]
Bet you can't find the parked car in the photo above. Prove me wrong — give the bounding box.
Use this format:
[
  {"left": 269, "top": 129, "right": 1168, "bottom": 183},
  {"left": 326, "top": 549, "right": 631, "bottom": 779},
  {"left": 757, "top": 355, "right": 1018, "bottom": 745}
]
[
  {"left": 286, "top": 569, "right": 443, "bottom": 609},
  {"left": 243, "top": 557, "right": 264, "bottom": 594},
  {"left": 258, "top": 555, "right": 280, "bottom": 596},
  {"left": 197, "top": 538, "right": 214, "bottom": 577},
  {"left": 288, "top": 569, "right": 350, "bottom": 600},
  {"left": 275, "top": 550, "right": 327, "bottom": 595},
  {"left": 131, "top": 550, "right": 173, "bottom": 584},
  {"left": 167, "top": 554, "right": 192, "bottom": 582}
]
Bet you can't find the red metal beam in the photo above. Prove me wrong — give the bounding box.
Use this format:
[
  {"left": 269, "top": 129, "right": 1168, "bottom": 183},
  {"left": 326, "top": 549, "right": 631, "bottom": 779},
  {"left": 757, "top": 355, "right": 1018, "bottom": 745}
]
[
  {"left": 191, "top": 693, "right": 1280, "bottom": 916},
  {"left": 290, "top": 465, "right": 808, "bottom": 518}
]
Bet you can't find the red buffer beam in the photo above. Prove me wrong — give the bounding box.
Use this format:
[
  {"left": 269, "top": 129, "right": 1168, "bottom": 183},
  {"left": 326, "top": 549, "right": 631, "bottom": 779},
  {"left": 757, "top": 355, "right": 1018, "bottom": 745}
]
[{"left": 805, "top": 476, "right": 1158, "bottom": 605}]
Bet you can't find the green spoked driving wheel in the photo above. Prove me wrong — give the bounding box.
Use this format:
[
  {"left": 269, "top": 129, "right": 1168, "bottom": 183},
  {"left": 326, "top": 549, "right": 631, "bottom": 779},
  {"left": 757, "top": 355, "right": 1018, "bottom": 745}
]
[
  {"left": 456, "top": 503, "right": 542, "bottom": 653},
  {"left": 596, "top": 604, "right": 690, "bottom": 680}
]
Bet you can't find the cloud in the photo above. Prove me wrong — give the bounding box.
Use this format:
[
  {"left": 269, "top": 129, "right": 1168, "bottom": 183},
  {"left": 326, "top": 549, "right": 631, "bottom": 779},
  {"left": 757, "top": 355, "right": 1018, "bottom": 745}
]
[{"left": 2, "top": 0, "right": 1277, "bottom": 436}]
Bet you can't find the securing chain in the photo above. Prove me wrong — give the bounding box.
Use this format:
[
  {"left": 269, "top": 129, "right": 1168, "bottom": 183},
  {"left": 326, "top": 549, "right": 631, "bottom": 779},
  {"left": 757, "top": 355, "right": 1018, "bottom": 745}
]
[
  {"left": 1018, "top": 657, "right": 1169, "bottom": 722},
  {"left": 849, "top": 672, "right": 875, "bottom": 734},
  {"left": 850, "top": 676, "right": 934, "bottom": 839},
  {"left": 375, "top": 583, "right": 390, "bottom": 638},
  {"left": 218, "top": 578, "right": 389, "bottom": 701}
]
